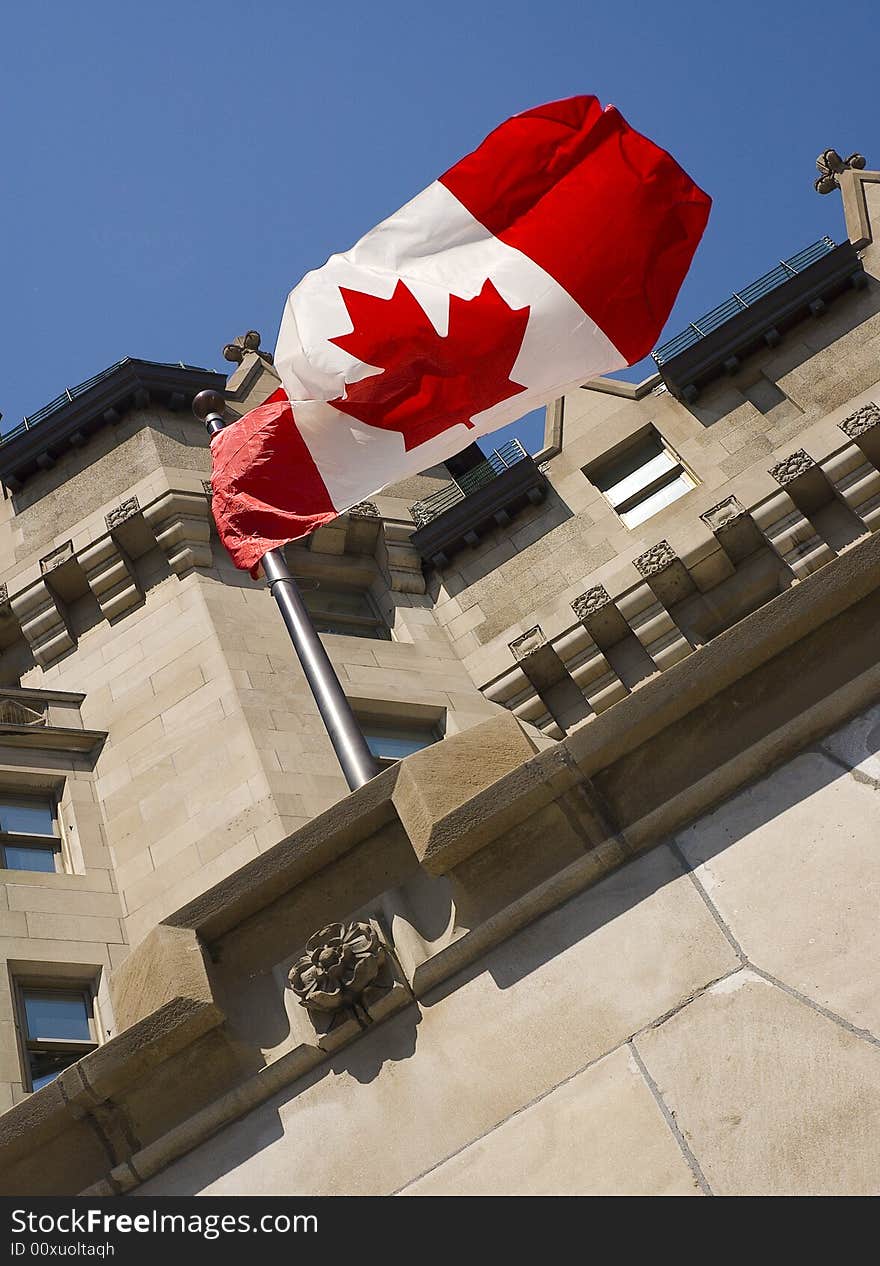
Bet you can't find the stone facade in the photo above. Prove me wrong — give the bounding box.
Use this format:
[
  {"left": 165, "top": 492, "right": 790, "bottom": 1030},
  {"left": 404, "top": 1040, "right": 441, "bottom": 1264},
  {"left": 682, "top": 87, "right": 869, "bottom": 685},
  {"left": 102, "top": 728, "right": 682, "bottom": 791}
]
[{"left": 1, "top": 165, "right": 880, "bottom": 1195}]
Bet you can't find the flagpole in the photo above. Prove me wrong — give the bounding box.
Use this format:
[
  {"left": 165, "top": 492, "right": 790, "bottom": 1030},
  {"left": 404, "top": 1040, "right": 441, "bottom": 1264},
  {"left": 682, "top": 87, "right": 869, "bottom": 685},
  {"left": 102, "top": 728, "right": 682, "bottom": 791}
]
[{"left": 193, "top": 389, "right": 380, "bottom": 791}]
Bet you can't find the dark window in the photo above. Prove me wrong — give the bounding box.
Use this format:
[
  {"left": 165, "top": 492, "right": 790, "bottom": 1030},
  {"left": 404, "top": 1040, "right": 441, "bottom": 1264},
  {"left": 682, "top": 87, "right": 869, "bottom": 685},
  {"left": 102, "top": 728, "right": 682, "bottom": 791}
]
[
  {"left": 302, "top": 586, "right": 390, "bottom": 640},
  {"left": 587, "top": 428, "right": 696, "bottom": 529},
  {"left": 0, "top": 796, "right": 60, "bottom": 873},
  {"left": 19, "top": 987, "right": 97, "bottom": 1091}
]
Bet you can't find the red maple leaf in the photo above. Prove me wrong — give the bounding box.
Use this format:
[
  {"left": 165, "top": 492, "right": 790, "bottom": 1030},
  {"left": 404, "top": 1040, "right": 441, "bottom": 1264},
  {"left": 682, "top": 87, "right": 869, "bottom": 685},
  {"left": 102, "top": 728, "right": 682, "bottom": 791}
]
[{"left": 329, "top": 279, "right": 530, "bottom": 451}]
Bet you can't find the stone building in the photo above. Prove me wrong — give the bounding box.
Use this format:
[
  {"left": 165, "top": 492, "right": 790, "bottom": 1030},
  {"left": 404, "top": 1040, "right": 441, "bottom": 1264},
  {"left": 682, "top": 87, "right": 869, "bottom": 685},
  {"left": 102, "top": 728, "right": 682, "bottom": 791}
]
[{"left": 0, "top": 154, "right": 879, "bottom": 1196}]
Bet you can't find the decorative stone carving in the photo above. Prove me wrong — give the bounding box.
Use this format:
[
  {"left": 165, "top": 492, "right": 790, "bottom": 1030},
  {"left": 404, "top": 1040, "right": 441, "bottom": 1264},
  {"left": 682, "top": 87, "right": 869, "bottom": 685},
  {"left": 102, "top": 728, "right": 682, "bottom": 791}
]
[
  {"left": 223, "top": 330, "right": 274, "bottom": 366},
  {"left": 348, "top": 501, "right": 380, "bottom": 519},
  {"left": 815, "top": 148, "right": 866, "bottom": 195},
  {"left": 40, "top": 541, "right": 74, "bottom": 575},
  {"left": 701, "top": 496, "right": 747, "bottom": 533},
  {"left": 634, "top": 540, "right": 677, "bottom": 578},
  {"left": 0, "top": 698, "right": 47, "bottom": 727},
  {"left": 105, "top": 497, "right": 140, "bottom": 532},
  {"left": 409, "top": 501, "right": 430, "bottom": 529},
  {"left": 769, "top": 449, "right": 816, "bottom": 486},
  {"left": 509, "top": 626, "right": 546, "bottom": 661},
  {"left": 0, "top": 584, "right": 7, "bottom": 606},
  {"left": 288, "top": 921, "right": 386, "bottom": 1015},
  {"left": 571, "top": 585, "right": 612, "bottom": 621},
  {"left": 839, "top": 402, "right": 880, "bottom": 439}
]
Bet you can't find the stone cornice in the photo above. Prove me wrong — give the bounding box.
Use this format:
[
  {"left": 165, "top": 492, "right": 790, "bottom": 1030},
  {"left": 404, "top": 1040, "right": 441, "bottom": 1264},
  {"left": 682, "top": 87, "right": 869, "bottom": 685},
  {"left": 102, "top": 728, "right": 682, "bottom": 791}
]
[
  {"left": 0, "top": 516, "right": 876, "bottom": 1195},
  {"left": 0, "top": 724, "right": 106, "bottom": 758},
  {"left": 3, "top": 522, "right": 879, "bottom": 1196},
  {"left": 0, "top": 360, "right": 225, "bottom": 493}
]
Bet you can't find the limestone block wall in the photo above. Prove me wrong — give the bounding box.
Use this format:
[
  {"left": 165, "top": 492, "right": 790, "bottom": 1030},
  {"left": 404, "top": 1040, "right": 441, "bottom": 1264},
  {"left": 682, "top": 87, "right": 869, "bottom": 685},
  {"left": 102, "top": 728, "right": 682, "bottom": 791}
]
[
  {"left": 429, "top": 176, "right": 880, "bottom": 707},
  {"left": 0, "top": 382, "right": 501, "bottom": 1108},
  {"left": 0, "top": 761, "right": 122, "bottom": 1114},
  {"left": 138, "top": 698, "right": 880, "bottom": 1197}
]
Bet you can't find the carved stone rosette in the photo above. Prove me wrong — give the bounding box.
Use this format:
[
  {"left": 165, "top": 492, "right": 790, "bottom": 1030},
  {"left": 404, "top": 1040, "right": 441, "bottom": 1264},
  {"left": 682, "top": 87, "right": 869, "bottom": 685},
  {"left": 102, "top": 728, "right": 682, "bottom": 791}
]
[
  {"left": 509, "top": 626, "right": 546, "bottom": 661},
  {"left": 348, "top": 501, "right": 380, "bottom": 519},
  {"left": 701, "top": 496, "right": 747, "bottom": 534},
  {"left": 572, "top": 584, "right": 612, "bottom": 621},
  {"left": 839, "top": 402, "right": 880, "bottom": 439},
  {"left": 105, "top": 497, "right": 140, "bottom": 532},
  {"left": 634, "top": 540, "right": 677, "bottom": 578},
  {"left": 40, "top": 541, "right": 74, "bottom": 575},
  {"left": 288, "top": 921, "right": 386, "bottom": 1016},
  {"left": 769, "top": 449, "right": 815, "bottom": 486}
]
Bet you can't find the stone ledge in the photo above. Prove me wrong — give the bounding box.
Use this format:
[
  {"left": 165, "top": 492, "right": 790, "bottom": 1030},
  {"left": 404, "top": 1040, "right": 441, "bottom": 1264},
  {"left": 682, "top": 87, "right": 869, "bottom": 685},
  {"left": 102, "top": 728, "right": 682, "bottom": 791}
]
[{"left": 3, "top": 528, "right": 880, "bottom": 1194}]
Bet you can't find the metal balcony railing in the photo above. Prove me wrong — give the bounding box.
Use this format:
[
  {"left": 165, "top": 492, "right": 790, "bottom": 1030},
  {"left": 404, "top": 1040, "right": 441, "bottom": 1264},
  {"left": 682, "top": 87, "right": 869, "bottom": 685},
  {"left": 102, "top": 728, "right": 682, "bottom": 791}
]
[
  {"left": 0, "top": 358, "right": 200, "bottom": 446},
  {"left": 652, "top": 236, "right": 837, "bottom": 366},
  {"left": 410, "top": 438, "right": 530, "bottom": 527}
]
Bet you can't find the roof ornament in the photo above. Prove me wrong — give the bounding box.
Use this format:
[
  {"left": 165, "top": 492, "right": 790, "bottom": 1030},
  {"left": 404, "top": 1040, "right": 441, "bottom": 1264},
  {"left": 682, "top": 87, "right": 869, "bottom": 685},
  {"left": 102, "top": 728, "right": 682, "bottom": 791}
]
[
  {"left": 815, "top": 149, "right": 866, "bottom": 194},
  {"left": 222, "top": 330, "right": 274, "bottom": 365}
]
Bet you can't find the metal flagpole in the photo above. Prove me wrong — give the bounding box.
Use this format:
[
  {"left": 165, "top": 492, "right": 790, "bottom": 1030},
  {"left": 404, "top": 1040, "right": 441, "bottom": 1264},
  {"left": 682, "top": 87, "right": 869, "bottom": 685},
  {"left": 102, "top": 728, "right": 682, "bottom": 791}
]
[{"left": 193, "top": 389, "right": 380, "bottom": 791}]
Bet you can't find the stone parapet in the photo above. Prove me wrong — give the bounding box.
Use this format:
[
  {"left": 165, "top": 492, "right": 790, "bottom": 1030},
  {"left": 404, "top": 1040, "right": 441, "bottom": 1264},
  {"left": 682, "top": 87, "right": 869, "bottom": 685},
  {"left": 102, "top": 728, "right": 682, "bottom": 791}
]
[{"left": 2, "top": 520, "right": 880, "bottom": 1195}]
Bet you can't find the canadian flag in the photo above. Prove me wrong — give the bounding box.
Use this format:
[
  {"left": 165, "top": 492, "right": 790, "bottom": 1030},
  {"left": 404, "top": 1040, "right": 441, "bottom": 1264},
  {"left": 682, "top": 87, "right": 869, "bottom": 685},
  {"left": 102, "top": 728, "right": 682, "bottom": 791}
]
[{"left": 212, "top": 96, "right": 710, "bottom": 572}]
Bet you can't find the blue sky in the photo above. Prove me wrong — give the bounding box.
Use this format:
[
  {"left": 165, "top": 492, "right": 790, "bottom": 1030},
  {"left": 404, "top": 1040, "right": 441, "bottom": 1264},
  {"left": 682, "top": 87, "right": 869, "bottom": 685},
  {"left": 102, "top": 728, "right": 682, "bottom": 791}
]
[{"left": 1, "top": 0, "right": 875, "bottom": 457}]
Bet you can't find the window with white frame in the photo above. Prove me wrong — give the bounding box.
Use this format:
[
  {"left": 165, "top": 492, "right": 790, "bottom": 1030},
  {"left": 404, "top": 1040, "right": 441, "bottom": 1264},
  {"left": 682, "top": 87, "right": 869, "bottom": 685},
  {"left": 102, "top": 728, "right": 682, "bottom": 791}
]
[
  {"left": 361, "top": 721, "right": 439, "bottom": 769},
  {"left": 0, "top": 795, "right": 61, "bottom": 873},
  {"left": 587, "top": 428, "right": 696, "bottom": 529},
  {"left": 17, "top": 985, "right": 98, "bottom": 1091}
]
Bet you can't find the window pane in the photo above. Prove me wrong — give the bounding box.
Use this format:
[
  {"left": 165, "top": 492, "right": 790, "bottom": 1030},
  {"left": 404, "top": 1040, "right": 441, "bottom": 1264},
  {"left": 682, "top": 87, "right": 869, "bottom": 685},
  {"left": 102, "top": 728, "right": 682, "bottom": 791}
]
[
  {"left": 303, "top": 588, "right": 374, "bottom": 618},
  {"left": 592, "top": 434, "right": 664, "bottom": 492},
  {"left": 602, "top": 451, "right": 678, "bottom": 508},
  {"left": 2, "top": 843, "right": 56, "bottom": 873},
  {"left": 0, "top": 798, "right": 55, "bottom": 836},
  {"left": 23, "top": 992, "right": 91, "bottom": 1042},
  {"left": 28, "top": 1049, "right": 82, "bottom": 1092},
  {"left": 620, "top": 473, "right": 695, "bottom": 528},
  {"left": 310, "top": 618, "right": 382, "bottom": 639},
  {"left": 363, "top": 726, "right": 436, "bottom": 761}
]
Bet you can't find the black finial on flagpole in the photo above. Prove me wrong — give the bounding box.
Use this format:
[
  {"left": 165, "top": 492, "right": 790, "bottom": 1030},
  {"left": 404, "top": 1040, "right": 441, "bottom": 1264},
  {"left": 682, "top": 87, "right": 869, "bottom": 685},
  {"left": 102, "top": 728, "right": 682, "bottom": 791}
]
[
  {"left": 194, "top": 391, "right": 379, "bottom": 791},
  {"left": 192, "top": 389, "right": 229, "bottom": 437}
]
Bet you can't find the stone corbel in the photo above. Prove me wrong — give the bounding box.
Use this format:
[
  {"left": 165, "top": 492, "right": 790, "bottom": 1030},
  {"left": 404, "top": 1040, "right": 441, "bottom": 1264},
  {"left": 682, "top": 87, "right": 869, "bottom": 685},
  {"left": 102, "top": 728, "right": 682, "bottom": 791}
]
[
  {"left": 633, "top": 540, "right": 697, "bottom": 607},
  {"left": 750, "top": 490, "right": 834, "bottom": 581},
  {"left": 823, "top": 443, "right": 880, "bottom": 535},
  {"left": 143, "top": 490, "right": 212, "bottom": 575},
  {"left": 0, "top": 584, "right": 20, "bottom": 651},
  {"left": 378, "top": 521, "right": 426, "bottom": 594},
  {"left": 552, "top": 624, "right": 627, "bottom": 715},
  {"left": 615, "top": 582, "right": 694, "bottom": 672},
  {"left": 9, "top": 579, "right": 75, "bottom": 666},
  {"left": 700, "top": 496, "right": 764, "bottom": 565},
  {"left": 483, "top": 663, "right": 563, "bottom": 740},
  {"left": 79, "top": 536, "right": 143, "bottom": 623}
]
